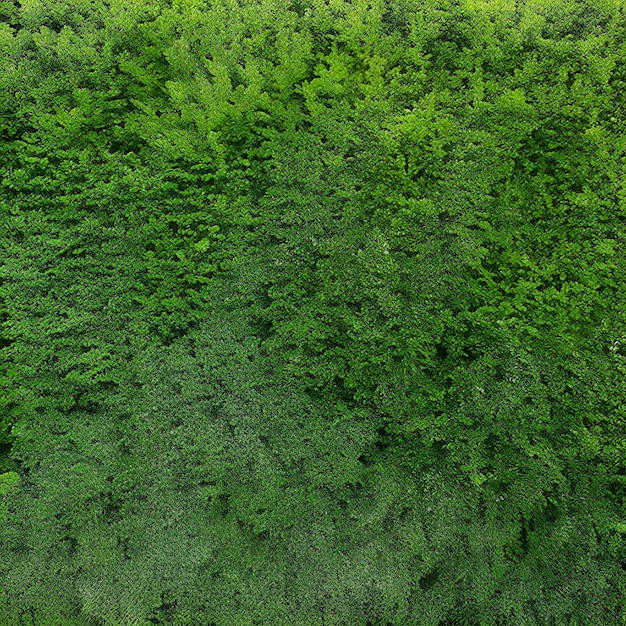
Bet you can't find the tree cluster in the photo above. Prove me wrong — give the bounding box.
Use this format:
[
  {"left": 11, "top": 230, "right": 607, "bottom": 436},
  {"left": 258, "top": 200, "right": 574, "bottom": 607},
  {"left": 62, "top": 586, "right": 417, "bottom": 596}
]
[{"left": 1, "top": 0, "right": 625, "bottom": 624}]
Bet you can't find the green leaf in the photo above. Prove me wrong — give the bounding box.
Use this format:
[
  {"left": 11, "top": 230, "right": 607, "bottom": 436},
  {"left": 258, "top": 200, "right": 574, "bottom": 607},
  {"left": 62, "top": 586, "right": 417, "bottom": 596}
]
[{"left": 0, "top": 471, "right": 19, "bottom": 496}]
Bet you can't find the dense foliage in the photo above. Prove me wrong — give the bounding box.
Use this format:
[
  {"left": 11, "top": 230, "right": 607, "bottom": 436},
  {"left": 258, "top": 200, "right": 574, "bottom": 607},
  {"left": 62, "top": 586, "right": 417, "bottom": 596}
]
[{"left": 1, "top": 0, "right": 625, "bottom": 624}]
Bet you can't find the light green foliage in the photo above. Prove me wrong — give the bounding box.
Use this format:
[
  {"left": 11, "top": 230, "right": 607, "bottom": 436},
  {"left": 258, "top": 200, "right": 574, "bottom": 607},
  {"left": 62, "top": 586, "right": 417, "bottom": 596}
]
[
  {"left": 0, "top": 471, "right": 19, "bottom": 531},
  {"left": 1, "top": 0, "right": 625, "bottom": 624}
]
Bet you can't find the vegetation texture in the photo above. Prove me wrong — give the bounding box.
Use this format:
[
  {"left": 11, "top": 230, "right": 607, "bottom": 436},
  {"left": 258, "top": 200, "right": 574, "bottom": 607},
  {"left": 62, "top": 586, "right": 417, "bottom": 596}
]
[{"left": 1, "top": 0, "right": 625, "bottom": 624}]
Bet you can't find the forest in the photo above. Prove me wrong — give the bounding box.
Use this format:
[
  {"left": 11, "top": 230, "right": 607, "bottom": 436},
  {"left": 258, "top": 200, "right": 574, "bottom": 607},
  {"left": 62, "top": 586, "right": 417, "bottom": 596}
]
[{"left": 1, "top": 0, "right": 625, "bottom": 624}]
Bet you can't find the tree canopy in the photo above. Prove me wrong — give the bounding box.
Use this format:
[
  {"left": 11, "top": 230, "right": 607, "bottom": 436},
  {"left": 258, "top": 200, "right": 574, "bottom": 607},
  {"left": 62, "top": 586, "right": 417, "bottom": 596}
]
[{"left": 1, "top": 0, "right": 625, "bottom": 624}]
